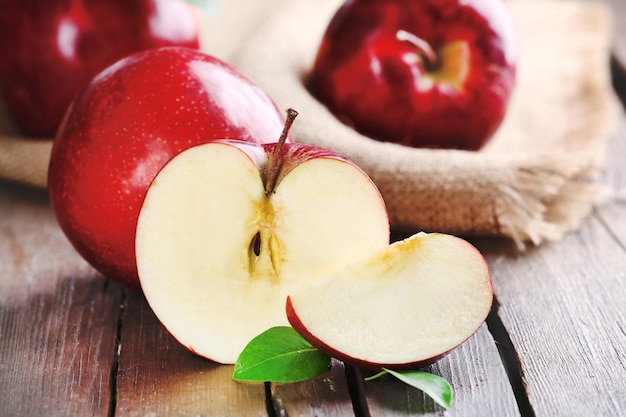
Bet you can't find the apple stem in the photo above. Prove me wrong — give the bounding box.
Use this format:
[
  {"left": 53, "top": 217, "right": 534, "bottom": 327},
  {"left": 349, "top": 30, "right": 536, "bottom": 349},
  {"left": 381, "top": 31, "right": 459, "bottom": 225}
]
[
  {"left": 265, "top": 108, "right": 298, "bottom": 196},
  {"left": 396, "top": 30, "right": 438, "bottom": 68}
]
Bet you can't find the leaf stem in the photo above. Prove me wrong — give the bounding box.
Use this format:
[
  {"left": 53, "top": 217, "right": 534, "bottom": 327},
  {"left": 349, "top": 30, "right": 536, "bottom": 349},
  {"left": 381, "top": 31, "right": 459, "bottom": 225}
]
[{"left": 363, "top": 369, "right": 388, "bottom": 381}]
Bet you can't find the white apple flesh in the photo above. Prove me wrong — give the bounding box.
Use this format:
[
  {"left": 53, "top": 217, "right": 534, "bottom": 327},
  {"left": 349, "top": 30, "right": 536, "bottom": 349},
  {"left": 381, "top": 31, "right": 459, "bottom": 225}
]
[
  {"left": 135, "top": 139, "right": 390, "bottom": 364},
  {"left": 286, "top": 232, "right": 493, "bottom": 370}
]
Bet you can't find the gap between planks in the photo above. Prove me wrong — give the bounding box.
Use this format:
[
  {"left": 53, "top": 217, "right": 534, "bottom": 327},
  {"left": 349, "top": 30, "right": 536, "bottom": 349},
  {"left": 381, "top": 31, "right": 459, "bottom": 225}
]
[
  {"left": 486, "top": 298, "right": 536, "bottom": 417},
  {"left": 107, "top": 284, "right": 128, "bottom": 417}
]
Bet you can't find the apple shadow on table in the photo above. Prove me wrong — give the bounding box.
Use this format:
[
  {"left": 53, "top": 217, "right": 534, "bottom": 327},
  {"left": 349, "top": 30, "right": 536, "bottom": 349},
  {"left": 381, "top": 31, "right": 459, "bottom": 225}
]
[{"left": 113, "top": 289, "right": 266, "bottom": 413}]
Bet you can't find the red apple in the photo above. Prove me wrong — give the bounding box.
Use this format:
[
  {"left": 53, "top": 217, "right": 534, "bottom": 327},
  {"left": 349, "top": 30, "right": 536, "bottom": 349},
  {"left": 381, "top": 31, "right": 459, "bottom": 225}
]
[
  {"left": 287, "top": 232, "right": 493, "bottom": 370},
  {"left": 48, "top": 47, "right": 289, "bottom": 288},
  {"left": 0, "top": 0, "right": 200, "bottom": 137},
  {"left": 135, "top": 113, "right": 390, "bottom": 363},
  {"left": 308, "top": 0, "right": 517, "bottom": 150}
]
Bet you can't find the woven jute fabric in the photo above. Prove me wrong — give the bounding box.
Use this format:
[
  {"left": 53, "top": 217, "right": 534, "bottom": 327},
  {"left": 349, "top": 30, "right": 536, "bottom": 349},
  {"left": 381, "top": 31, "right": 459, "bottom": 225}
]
[{"left": 0, "top": 0, "right": 617, "bottom": 247}]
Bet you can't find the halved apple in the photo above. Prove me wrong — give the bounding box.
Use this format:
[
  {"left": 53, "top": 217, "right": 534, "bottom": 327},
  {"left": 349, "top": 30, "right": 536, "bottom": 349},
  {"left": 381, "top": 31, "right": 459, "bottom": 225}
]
[
  {"left": 135, "top": 137, "right": 390, "bottom": 364},
  {"left": 286, "top": 232, "right": 493, "bottom": 369}
]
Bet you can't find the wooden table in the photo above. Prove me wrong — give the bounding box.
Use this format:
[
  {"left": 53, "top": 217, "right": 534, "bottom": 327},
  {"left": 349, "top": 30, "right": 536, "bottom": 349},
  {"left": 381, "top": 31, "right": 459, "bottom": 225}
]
[{"left": 2, "top": 3, "right": 626, "bottom": 416}]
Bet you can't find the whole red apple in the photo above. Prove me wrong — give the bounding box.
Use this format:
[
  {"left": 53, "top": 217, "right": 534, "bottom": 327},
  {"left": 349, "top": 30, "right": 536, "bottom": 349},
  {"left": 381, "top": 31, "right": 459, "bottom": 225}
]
[
  {"left": 0, "top": 0, "right": 200, "bottom": 137},
  {"left": 48, "top": 47, "right": 289, "bottom": 288},
  {"left": 309, "top": 0, "right": 517, "bottom": 150}
]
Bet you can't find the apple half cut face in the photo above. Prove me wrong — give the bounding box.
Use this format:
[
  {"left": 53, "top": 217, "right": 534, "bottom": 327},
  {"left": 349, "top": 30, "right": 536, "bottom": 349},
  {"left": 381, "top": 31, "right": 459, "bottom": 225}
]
[
  {"left": 135, "top": 140, "right": 390, "bottom": 364},
  {"left": 287, "top": 232, "right": 493, "bottom": 370}
]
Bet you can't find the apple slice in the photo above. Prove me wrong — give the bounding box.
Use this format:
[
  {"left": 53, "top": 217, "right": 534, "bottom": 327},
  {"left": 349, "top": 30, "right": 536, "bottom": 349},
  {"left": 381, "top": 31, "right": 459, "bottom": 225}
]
[
  {"left": 135, "top": 131, "right": 390, "bottom": 364},
  {"left": 286, "top": 232, "right": 493, "bottom": 369}
]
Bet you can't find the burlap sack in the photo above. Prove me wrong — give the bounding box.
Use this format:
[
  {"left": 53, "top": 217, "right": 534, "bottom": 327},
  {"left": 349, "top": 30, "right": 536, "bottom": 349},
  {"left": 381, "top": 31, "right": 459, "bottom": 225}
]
[
  {"left": 0, "top": 0, "right": 617, "bottom": 247},
  {"left": 0, "top": 100, "right": 52, "bottom": 188},
  {"left": 230, "top": 0, "right": 618, "bottom": 246}
]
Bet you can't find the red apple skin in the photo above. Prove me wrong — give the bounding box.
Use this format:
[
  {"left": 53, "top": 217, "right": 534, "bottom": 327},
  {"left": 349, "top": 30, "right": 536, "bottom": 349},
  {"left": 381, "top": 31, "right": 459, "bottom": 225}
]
[
  {"left": 286, "top": 296, "right": 477, "bottom": 371},
  {"left": 286, "top": 296, "right": 448, "bottom": 370},
  {"left": 207, "top": 138, "right": 372, "bottom": 195},
  {"left": 309, "top": 0, "right": 517, "bottom": 150},
  {"left": 0, "top": 0, "right": 200, "bottom": 137},
  {"left": 264, "top": 141, "right": 358, "bottom": 190},
  {"left": 48, "top": 47, "right": 289, "bottom": 288}
]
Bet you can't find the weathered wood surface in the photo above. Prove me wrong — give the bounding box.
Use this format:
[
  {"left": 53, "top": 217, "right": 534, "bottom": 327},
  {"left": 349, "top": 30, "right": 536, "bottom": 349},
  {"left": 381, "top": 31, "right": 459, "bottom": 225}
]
[
  {"left": 2, "top": 2, "right": 626, "bottom": 416},
  {"left": 269, "top": 360, "right": 355, "bottom": 416},
  {"left": 2, "top": 124, "right": 624, "bottom": 417},
  {"left": 361, "top": 325, "right": 521, "bottom": 416},
  {"left": 479, "top": 188, "right": 626, "bottom": 415},
  {"left": 0, "top": 185, "right": 124, "bottom": 417},
  {"left": 114, "top": 289, "right": 268, "bottom": 417}
]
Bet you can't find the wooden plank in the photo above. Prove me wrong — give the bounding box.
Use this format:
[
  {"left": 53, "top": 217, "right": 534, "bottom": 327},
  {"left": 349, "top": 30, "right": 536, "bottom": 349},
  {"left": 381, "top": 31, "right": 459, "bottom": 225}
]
[
  {"left": 481, "top": 217, "right": 626, "bottom": 417},
  {"left": 0, "top": 181, "right": 123, "bottom": 417},
  {"left": 474, "top": 44, "right": 626, "bottom": 417},
  {"left": 597, "top": 116, "right": 626, "bottom": 241},
  {"left": 114, "top": 289, "right": 268, "bottom": 417},
  {"left": 360, "top": 325, "right": 521, "bottom": 416},
  {"left": 474, "top": 108, "right": 626, "bottom": 417},
  {"left": 477, "top": 112, "right": 626, "bottom": 416},
  {"left": 269, "top": 360, "right": 356, "bottom": 416}
]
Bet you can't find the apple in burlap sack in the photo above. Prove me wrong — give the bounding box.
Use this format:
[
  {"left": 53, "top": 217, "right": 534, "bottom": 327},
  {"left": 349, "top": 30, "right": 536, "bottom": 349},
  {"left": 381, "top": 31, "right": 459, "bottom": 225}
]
[{"left": 309, "top": 0, "right": 517, "bottom": 150}]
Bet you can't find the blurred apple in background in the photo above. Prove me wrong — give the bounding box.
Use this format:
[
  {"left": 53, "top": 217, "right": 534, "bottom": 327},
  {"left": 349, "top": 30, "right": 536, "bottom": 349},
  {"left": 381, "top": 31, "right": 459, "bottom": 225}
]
[
  {"left": 48, "top": 47, "right": 289, "bottom": 288},
  {"left": 309, "top": 0, "right": 517, "bottom": 151},
  {"left": 0, "top": 0, "right": 200, "bottom": 137}
]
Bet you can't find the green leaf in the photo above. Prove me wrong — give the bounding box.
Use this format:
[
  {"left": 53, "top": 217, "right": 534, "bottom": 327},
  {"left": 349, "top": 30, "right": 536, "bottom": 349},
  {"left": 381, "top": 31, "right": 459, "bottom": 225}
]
[
  {"left": 233, "top": 326, "right": 331, "bottom": 383},
  {"left": 369, "top": 368, "right": 453, "bottom": 409}
]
